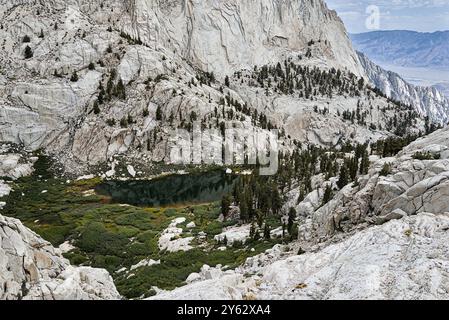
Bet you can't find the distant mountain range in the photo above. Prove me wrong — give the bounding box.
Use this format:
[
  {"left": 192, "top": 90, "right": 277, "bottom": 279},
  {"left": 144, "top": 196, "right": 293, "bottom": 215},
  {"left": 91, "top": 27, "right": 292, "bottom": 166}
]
[
  {"left": 351, "top": 30, "right": 449, "bottom": 69},
  {"left": 357, "top": 51, "right": 449, "bottom": 123}
]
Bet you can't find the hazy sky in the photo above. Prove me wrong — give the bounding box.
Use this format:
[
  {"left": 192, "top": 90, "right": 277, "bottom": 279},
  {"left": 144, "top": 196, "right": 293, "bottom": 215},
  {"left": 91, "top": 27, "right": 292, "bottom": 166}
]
[{"left": 325, "top": 0, "right": 449, "bottom": 33}]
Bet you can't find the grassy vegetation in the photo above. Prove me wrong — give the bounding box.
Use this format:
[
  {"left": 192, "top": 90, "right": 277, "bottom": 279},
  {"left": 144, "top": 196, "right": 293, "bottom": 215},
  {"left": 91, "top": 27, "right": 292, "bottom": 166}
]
[
  {"left": 412, "top": 151, "right": 440, "bottom": 161},
  {"left": 0, "top": 156, "right": 281, "bottom": 299}
]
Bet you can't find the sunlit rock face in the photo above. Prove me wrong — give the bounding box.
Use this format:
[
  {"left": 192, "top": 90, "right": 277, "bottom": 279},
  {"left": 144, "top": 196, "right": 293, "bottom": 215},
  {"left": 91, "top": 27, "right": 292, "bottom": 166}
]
[
  {"left": 0, "top": 151, "right": 121, "bottom": 300},
  {"left": 0, "top": 213, "right": 122, "bottom": 300},
  {"left": 116, "top": 0, "right": 364, "bottom": 77},
  {"left": 0, "top": 0, "right": 364, "bottom": 167}
]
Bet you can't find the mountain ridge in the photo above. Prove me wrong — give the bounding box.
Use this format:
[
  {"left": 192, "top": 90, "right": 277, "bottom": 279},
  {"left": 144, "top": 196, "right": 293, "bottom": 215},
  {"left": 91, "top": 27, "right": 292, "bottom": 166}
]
[
  {"left": 357, "top": 51, "right": 449, "bottom": 124},
  {"left": 351, "top": 30, "right": 449, "bottom": 69}
]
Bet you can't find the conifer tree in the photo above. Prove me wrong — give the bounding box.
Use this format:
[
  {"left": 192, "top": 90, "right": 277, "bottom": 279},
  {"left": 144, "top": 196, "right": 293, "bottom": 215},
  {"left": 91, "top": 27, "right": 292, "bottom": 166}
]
[
  {"left": 264, "top": 224, "right": 271, "bottom": 240},
  {"left": 156, "top": 105, "right": 163, "bottom": 121},
  {"left": 360, "top": 150, "right": 370, "bottom": 175},
  {"left": 287, "top": 207, "right": 296, "bottom": 234},
  {"left": 224, "top": 76, "right": 230, "bottom": 87},
  {"left": 70, "top": 71, "right": 79, "bottom": 82},
  {"left": 221, "top": 194, "right": 232, "bottom": 219},
  {"left": 115, "top": 78, "right": 126, "bottom": 100},
  {"left": 337, "top": 163, "right": 349, "bottom": 189},
  {"left": 24, "top": 45, "right": 33, "bottom": 59},
  {"left": 322, "top": 184, "right": 333, "bottom": 205},
  {"left": 93, "top": 101, "right": 100, "bottom": 114}
]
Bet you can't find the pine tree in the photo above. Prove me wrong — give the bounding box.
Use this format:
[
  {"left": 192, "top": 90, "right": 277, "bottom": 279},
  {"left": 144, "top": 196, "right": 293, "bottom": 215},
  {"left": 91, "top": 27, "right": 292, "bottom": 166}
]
[
  {"left": 93, "top": 101, "right": 100, "bottom": 114},
  {"left": 287, "top": 207, "right": 296, "bottom": 234},
  {"left": 38, "top": 29, "right": 44, "bottom": 39},
  {"left": 337, "top": 163, "right": 349, "bottom": 189},
  {"left": 360, "top": 150, "right": 370, "bottom": 175},
  {"left": 98, "top": 87, "right": 105, "bottom": 105},
  {"left": 221, "top": 194, "right": 232, "bottom": 219},
  {"left": 322, "top": 184, "right": 333, "bottom": 205},
  {"left": 23, "top": 35, "right": 31, "bottom": 43},
  {"left": 156, "top": 105, "right": 163, "bottom": 121},
  {"left": 250, "top": 223, "right": 256, "bottom": 239},
  {"left": 263, "top": 224, "right": 271, "bottom": 240},
  {"left": 127, "top": 114, "right": 134, "bottom": 125},
  {"left": 70, "top": 71, "right": 79, "bottom": 82},
  {"left": 120, "top": 117, "right": 128, "bottom": 128},
  {"left": 115, "top": 78, "right": 126, "bottom": 100},
  {"left": 349, "top": 158, "right": 359, "bottom": 181},
  {"left": 297, "top": 186, "right": 305, "bottom": 204},
  {"left": 24, "top": 46, "right": 33, "bottom": 59},
  {"left": 106, "top": 77, "right": 114, "bottom": 98},
  {"left": 225, "top": 76, "right": 230, "bottom": 87},
  {"left": 239, "top": 200, "right": 249, "bottom": 222}
]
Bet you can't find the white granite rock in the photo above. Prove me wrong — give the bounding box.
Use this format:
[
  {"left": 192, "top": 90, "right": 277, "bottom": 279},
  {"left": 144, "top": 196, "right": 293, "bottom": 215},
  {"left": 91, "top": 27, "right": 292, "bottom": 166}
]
[
  {"left": 130, "top": 259, "right": 160, "bottom": 271},
  {"left": 158, "top": 217, "right": 193, "bottom": 252},
  {"left": 151, "top": 213, "right": 449, "bottom": 300},
  {"left": 0, "top": 214, "right": 121, "bottom": 300},
  {"left": 214, "top": 225, "right": 251, "bottom": 246}
]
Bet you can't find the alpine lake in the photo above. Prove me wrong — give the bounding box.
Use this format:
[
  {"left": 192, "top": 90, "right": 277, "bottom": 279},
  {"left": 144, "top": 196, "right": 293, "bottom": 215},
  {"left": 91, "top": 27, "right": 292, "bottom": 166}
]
[{"left": 0, "top": 156, "right": 282, "bottom": 299}]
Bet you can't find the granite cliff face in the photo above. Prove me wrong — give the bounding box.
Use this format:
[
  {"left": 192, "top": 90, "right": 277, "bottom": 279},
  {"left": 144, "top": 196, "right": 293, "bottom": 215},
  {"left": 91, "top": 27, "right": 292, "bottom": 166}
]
[
  {"left": 0, "top": 0, "right": 445, "bottom": 171},
  {"left": 116, "top": 0, "right": 365, "bottom": 77},
  {"left": 0, "top": 0, "right": 373, "bottom": 174}
]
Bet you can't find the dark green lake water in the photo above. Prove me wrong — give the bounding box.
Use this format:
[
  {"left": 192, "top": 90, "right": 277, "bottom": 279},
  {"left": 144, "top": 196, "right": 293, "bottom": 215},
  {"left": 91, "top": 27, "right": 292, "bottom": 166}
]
[{"left": 95, "top": 170, "right": 238, "bottom": 207}]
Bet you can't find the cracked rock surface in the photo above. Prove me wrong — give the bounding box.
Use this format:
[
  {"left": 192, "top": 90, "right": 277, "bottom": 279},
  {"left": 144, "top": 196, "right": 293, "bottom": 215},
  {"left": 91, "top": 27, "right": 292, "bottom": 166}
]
[
  {"left": 151, "top": 213, "right": 449, "bottom": 300},
  {"left": 0, "top": 149, "right": 120, "bottom": 300},
  {"left": 0, "top": 214, "right": 121, "bottom": 300}
]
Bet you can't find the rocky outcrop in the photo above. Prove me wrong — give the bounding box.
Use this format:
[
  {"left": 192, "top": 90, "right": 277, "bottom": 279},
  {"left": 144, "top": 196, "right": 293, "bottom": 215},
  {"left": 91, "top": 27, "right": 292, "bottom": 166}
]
[
  {"left": 0, "top": 153, "right": 36, "bottom": 179},
  {"left": 304, "top": 126, "right": 449, "bottom": 241},
  {"left": 214, "top": 224, "right": 251, "bottom": 246},
  {"left": 0, "top": 149, "right": 121, "bottom": 300},
  {"left": 158, "top": 217, "right": 194, "bottom": 252},
  {"left": 0, "top": 213, "right": 121, "bottom": 300},
  {"left": 357, "top": 52, "right": 449, "bottom": 123},
  {"left": 151, "top": 213, "right": 449, "bottom": 300}
]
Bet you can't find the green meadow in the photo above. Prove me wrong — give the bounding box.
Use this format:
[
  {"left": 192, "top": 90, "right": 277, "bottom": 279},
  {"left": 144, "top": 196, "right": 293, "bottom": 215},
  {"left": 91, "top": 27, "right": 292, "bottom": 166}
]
[{"left": 1, "top": 157, "right": 280, "bottom": 299}]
